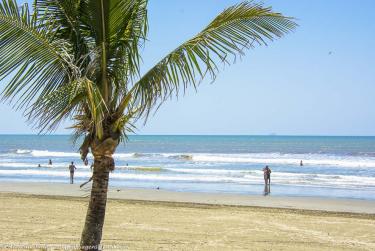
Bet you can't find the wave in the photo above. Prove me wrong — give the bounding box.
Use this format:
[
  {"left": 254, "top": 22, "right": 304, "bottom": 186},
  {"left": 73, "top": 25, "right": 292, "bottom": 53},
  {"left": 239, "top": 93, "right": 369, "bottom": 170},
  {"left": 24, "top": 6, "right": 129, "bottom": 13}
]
[
  {"left": 189, "top": 153, "right": 375, "bottom": 168},
  {"left": 165, "top": 167, "right": 258, "bottom": 175},
  {"left": 132, "top": 153, "right": 149, "bottom": 158},
  {"left": 148, "top": 152, "right": 375, "bottom": 168},
  {"left": 15, "top": 149, "right": 32, "bottom": 154},
  {"left": 32, "top": 150, "right": 80, "bottom": 157},
  {"left": 163, "top": 167, "right": 375, "bottom": 188},
  {"left": 0, "top": 169, "right": 91, "bottom": 178},
  {"left": 0, "top": 169, "right": 252, "bottom": 184},
  {"left": 266, "top": 172, "right": 375, "bottom": 188},
  {"left": 0, "top": 162, "right": 89, "bottom": 169},
  {"left": 165, "top": 154, "right": 193, "bottom": 160},
  {"left": 0, "top": 162, "right": 45, "bottom": 168},
  {"left": 117, "top": 166, "right": 163, "bottom": 172},
  {"left": 6, "top": 149, "right": 134, "bottom": 159},
  {"left": 5, "top": 149, "right": 375, "bottom": 168},
  {"left": 1, "top": 149, "right": 82, "bottom": 158},
  {"left": 1, "top": 169, "right": 374, "bottom": 189}
]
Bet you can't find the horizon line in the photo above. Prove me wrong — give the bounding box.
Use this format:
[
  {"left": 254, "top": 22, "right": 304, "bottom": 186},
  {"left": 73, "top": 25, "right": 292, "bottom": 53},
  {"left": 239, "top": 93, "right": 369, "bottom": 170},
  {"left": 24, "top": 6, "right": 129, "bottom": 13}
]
[{"left": 0, "top": 133, "right": 375, "bottom": 137}]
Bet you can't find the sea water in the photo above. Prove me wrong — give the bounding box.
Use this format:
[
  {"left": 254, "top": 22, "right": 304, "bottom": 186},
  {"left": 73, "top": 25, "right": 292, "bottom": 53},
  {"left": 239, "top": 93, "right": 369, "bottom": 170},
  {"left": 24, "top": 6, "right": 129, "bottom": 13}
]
[{"left": 0, "top": 135, "right": 375, "bottom": 200}]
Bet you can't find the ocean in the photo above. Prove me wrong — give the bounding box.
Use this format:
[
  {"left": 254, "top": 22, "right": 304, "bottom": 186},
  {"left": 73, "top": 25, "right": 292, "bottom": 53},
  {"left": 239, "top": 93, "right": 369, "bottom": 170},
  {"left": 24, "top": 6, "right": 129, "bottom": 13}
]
[{"left": 0, "top": 135, "right": 375, "bottom": 200}]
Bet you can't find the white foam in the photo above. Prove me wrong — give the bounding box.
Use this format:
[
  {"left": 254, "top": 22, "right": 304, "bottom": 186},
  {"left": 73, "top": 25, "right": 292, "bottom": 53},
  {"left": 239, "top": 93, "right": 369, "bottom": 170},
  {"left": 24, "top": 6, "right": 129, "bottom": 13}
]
[
  {"left": 1, "top": 168, "right": 374, "bottom": 189},
  {"left": 0, "top": 169, "right": 91, "bottom": 178},
  {"left": 0, "top": 162, "right": 90, "bottom": 169},
  {"left": 0, "top": 169, "right": 245, "bottom": 183},
  {"left": 31, "top": 150, "right": 81, "bottom": 157},
  {"left": 190, "top": 153, "right": 375, "bottom": 168},
  {"left": 6, "top": 149, "right": 375, "bottom": 168},
  {"left": 114, "top": 153, "right": 138, "bottom": 159},
  {"left": 25, "top": 150, "right": 133, "bottom": 159},
  {"left": 128, "top": 152, "right": 375, "bottom": 168},
  {"left": 164, "top": 168, "right": 375, "bottom": 188},
  {"left": 265, "top": 172, "right": 375, "bottom": 189},
  {"left": 0, "top": 162, "right": 46, "bottom": 168},
  {"left": 165, "top": 167, "right": 258, "bottom": 175},
  {"left": 2, "top": 149, "right": 375, "bottom": 168},
  {"left": 16, "top": 149, "right": 32, "bottom": 154}
]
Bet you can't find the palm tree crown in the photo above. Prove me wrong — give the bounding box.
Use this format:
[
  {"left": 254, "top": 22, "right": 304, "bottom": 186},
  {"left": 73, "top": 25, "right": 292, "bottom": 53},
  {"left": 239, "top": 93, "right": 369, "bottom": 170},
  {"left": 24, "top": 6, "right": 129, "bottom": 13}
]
[{"left": 1, "top": 0, "right": 296, "bottom": 155}]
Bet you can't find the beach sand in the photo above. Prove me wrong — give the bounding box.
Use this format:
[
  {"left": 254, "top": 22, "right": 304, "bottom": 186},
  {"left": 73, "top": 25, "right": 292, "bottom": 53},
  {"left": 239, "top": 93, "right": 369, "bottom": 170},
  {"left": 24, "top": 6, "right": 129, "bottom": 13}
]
[{"left": 0, "top": 183, "right": 374, "bottom": 250}]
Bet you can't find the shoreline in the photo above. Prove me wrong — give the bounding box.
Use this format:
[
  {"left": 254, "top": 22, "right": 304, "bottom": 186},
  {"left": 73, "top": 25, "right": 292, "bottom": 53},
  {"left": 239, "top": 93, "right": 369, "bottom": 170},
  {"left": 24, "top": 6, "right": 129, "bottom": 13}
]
[{"left": 1, "top": 181, "right": 375, "bottom": 215}]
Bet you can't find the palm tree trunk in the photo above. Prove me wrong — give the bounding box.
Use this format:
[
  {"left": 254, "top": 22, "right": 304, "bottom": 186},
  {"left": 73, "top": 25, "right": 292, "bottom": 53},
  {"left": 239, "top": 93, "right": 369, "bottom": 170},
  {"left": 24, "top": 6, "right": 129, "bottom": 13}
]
[{"left": 80, "top": 155, "right": 113, "bottom": 250}]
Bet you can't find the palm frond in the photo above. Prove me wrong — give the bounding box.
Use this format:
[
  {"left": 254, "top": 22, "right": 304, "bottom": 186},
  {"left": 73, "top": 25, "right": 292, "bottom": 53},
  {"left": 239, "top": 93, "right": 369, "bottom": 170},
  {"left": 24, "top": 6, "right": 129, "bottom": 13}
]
[
  {"left": 0, "top": 0, "right": 73, "bottom": 109},
  {"left": 108, "top": 0, "right": 148, "bottom": 85},
  {"left": 80, "top": 0, "right": 148, "bottom": 107},
  {"left": 28, "top": 76, "right": 107, "bottom": 140},
  {"left": 34, "top": 0, "right": 92, "bottom": 60},
  {"left": 130, "top": 1, "right": 297, "bottom": 118},
  {"left": 82, "top": 77, "right": 107, "bottom": 139},
  {"left": 27, "top": 79, "right": 86, "bottom": 132}
]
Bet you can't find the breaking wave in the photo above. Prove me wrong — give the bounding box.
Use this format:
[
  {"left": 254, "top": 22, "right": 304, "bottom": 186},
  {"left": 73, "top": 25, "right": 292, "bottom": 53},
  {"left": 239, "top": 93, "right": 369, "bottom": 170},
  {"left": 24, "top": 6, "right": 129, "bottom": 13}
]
[
  {"left": 0, "top": 169, "right": 374, "bottom": 189},
  {"left": 5, "top": 149, "right": 375, "bottom": 168}
]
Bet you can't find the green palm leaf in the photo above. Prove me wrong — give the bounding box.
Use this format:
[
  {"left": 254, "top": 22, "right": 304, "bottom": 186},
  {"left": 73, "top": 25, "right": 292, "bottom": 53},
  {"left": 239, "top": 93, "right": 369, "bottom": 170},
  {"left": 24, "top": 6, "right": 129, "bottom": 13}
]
[
  {"left": 0, "top": 0, "right": 73, "bottom": 109},
  {"left": 27, "top": 79, "right": 85, "bottom": 132},
  {"left": 131, "top": 1, "right": 297, "bottom": 118}
]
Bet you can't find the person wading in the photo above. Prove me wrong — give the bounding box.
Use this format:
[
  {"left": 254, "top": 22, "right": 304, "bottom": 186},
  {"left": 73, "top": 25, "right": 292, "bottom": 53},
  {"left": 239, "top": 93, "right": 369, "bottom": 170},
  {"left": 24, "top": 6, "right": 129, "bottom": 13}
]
[
  {"left": 68, "top": 161, "right": 77, "bottom": 184},
  {"left": 263, "top": 165, "right": 272, "bottom": 186}
]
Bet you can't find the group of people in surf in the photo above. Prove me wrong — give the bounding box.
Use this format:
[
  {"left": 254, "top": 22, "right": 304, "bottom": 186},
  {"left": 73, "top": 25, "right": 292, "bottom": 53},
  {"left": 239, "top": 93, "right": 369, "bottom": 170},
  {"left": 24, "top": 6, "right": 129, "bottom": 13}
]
[
  {"left": 262, "top": 160, "right": 304, "bottom": 196},
  {"left": 38, "top": 158, "right": 86, "bottom": 184},
  {"left": 42, "top": 157, "right": 304, "bottom": 191}
]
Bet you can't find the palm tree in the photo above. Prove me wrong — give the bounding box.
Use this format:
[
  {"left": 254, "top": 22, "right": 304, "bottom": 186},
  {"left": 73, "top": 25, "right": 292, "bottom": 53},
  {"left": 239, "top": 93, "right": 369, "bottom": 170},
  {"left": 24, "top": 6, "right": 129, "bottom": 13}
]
[{"left": 0, "top": 0, "right": 296, "bottom": 249}]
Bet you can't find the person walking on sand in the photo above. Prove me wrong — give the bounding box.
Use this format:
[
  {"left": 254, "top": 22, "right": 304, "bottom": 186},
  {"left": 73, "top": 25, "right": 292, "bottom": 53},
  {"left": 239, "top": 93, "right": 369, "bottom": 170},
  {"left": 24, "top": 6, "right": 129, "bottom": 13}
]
[
  {"left": 68, "top": 161, "right": 77, "bottom": 184},
  {"left": 263, "top": 165, "right": 271, "bottom": 185}
]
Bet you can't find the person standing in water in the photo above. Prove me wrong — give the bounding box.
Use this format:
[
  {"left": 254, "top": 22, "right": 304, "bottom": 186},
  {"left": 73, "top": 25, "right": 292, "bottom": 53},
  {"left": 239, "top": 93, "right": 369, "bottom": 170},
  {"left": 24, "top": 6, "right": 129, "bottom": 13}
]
[
  {"left": 68, "top": 161, "right": 77, "bottom": 184},
  {"left": 300, "top": 160, "right": 303, "bottom": 166},
  {"left": 262, "top": 165, "right": 271, "bottom": 196},
  {"left": 263, "top": 165, "right": 271, "bottom": 185},
  {"left": 48, "top": 159, "right": 52, "bottom": 165}
]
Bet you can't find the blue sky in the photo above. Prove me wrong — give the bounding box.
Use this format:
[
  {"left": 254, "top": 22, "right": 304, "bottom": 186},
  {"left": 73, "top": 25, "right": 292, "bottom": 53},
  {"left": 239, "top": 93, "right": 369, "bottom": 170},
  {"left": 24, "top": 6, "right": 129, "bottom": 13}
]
[{"left": 1, "top": 0, "right": 374, "bottom": 135}]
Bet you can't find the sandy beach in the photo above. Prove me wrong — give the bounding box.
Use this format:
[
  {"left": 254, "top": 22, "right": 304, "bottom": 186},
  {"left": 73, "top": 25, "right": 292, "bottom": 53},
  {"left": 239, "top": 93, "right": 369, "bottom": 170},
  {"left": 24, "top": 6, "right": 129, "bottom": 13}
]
[
  {"left": 0, "top": 182, "right": 374, "bottom": 250},
  {"left": 1, "top": 0, "right": 375, "bottom": 249}
]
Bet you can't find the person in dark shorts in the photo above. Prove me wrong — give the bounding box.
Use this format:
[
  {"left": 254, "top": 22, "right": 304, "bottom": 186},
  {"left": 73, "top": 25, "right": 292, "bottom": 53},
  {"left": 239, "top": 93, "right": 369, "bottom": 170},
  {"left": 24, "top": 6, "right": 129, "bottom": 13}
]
[
  {"left": 263, "top": 165, "right": 271, "bottom": 185},
  {"left": 68, "top": 161, "right": 77, "bottom": 184}
]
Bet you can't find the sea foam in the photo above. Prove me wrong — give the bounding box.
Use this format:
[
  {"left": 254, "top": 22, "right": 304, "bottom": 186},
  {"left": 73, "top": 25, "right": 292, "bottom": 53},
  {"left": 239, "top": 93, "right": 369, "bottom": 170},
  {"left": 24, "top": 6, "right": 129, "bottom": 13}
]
[{"left": 7, "top": 149, "right": 375, "bottom": 168}]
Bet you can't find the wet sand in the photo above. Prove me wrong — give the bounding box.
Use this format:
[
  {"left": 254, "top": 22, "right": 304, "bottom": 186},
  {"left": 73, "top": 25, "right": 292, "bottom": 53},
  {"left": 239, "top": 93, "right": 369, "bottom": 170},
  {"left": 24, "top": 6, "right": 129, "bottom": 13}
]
[{"left": 0, "top": 181, "right": 375, "bottom": 214}]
